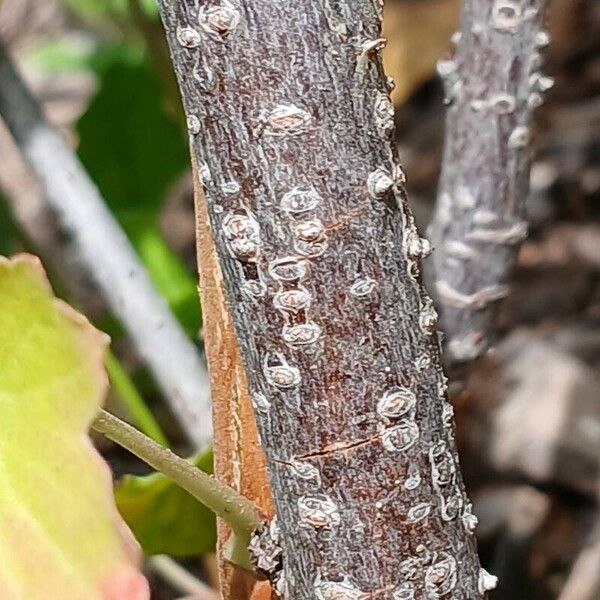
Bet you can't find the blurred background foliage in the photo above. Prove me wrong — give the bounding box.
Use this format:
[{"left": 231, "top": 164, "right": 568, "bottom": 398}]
[
  {"left": 29, "top": 0, "right": 199, "bottom": 336},
  {"left": 2, "top": 0, "right": 217, "bottom": 570}
]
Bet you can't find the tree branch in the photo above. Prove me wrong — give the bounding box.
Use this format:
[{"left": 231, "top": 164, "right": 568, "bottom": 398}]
[
  {"left": 430, "top": 0, "right": 551, "bottom": 362},
  {"left": 157, "top": 1, "right": 491, "bottom": 597},
  {"left": 0, "top": 40, "right": 212, "bottom": 447}
]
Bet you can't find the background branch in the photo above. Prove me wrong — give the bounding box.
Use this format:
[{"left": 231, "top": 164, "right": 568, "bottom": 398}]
[{"left": 430, "top": 0, "right": 550, "bottom": 362}]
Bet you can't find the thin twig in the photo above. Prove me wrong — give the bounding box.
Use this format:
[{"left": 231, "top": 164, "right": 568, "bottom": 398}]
[
  {"left": 0, "top": 40, "right": 212, "bottom": 447},
  {"left": 92, "top": 409, "right": 263, "bottom": 571}
]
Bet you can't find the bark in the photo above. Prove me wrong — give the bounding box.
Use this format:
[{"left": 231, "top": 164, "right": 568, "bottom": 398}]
[
  {"left": 193, "top": 160, "right": 274, "bottom": 600},
  {"left": 430, "top": 0, "right": 551, "bottom": 362},
  {"left": 0, "top": 41, "right": 212, "bottom": 447},
  {"left": 158, "top": 2, "right": 489, "bottom": 598}
]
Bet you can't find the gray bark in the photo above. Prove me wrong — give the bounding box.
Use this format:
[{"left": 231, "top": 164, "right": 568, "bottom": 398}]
[
  {"left": 157, "top": 1, "right": 490, "bottom": 598},
  {"left": 0, "top": 42, "right": 212, "bottom": 447},
  {"left": 430, "top": 0, "right": 551, "bottom": 362}
]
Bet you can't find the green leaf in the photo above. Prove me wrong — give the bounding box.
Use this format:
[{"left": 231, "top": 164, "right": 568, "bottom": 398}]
[
  {"left": 77, "top": 60, "right": 186, "bottom": 216},
  {"left": 115, "top": 449, "right": 217, "bottom": 556},
  {"left": 0, "top": 195, "right": 24, "bottom": 255},
  {"left": 76, "top": 57, "right": 200, "bottom": 334},
  {"left": 104, "top": 350, "right": 169, "bottom": 447},
  {"left": 63, "top": 0, "right": 129, "bottom": 22},
  {"left": 0, "top": 254, "right": 149, "bottom": 599},
  {"left": 63, "top": 0, "right": 158, "bottom": 26}
]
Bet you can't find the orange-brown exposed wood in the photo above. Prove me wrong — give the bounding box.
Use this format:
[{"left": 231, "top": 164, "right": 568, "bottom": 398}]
[{"left": 193, "top": 161, "right": 274, "bottom": 600}]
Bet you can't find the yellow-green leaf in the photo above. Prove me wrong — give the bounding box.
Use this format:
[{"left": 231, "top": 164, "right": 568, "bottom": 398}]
[
  {"left": 0, "top": 254, "right": 149, "bottom": 600},
  {"left": 115, "top": 449, "right": 217, "bottom": 556}
]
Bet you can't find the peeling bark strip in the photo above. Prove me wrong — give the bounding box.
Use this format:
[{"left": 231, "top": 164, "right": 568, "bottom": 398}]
[
  {"left": 430, "top": 0, "right": 550, "bottom": 362},
  {"left": 158, "top": 2, "right": 489, "bottom": 598},
  {"left": 193, "top": 161, "right": 273, "bottom": 600}
]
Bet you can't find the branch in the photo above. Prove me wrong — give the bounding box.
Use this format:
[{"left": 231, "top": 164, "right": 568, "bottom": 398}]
[
  {"left": 430, "top": 0, "right": 551, "bottom": 362},
  {"left": 158, "top": 1, "right": 491, "bottom": 597},
  {"left": 92, "top": 409, "right": 263, "bottom": 571},
  {"left": 0, "top": 40, "right": 212, "bottom": 447}
]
